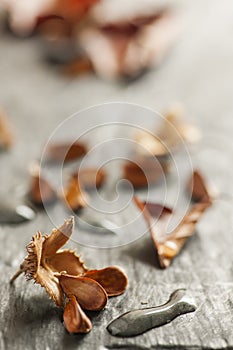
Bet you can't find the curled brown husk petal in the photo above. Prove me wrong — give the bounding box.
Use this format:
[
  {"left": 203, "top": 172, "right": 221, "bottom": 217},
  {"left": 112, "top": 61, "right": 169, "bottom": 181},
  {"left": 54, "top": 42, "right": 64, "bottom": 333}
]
[
  {"left": 46, "top": 142, "right": 87, "bottom": 163},
  {"left": 74, "top": 167, "right": 106, "bottom": 189},
  {"left": 84, "top": 266, "right": 128, "bottom": 296},
  {"left": 64, "top": 176, "right": 89, "bottom": 212},
  {"left": 42, "top": 217, "right": 74, "bottom": 258},
  {"left": 63, "top": 295, "right": 92, "bottom": 334},
  {"left": 123, "top": 158, "right": 167, "bottom": 188},
  {"left": 59, "top": 274, "right": 108, "bottom": 311},
  {"left": 29, "top": 162, "right": 57, "bottom": 207},
  {"left": 134, "top": 196, "right": 211, "bottom": 268}
]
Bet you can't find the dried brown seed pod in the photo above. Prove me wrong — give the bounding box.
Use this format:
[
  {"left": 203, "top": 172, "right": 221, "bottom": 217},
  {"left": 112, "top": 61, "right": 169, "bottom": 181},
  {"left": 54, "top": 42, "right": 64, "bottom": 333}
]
[
  {"left": 75, "top": 167, "right": 107, "bottom": 189},
  {"left": 135, "top": 104, "right": 200, "bottom": 158},
  {"left": 28, "top": 162, "right": 57, "bottom": 206},
  {"left": 63, "top": 295, "right": 92, "bottom": 334},
  {"left": 46, "top": 142, "right": 87, "bottom": 163},
  {"left": 0, "top": 109, "right": 14, "bottom": 149},
  {"left": 84, "top": 266, "right": 128, "bottom": 297},
  {"left": 10, "top": 216, "right": 129, "bottom": 335},
  {"left": 64, "top": 176, "right": 89, "bottom": 212},
  {"left": 159, "top": 104, "right": 201, "bottom": 147},
  {"left": 59, "top": 274, "right": 108, "bottom": 311},
  {"left": 10, "top": 217, "right": 80, "bottom": 306},
  {"left": 78, "top": 8, "right": 179, "bottom": 79},
  {"left": 134, "top": 130, "right": 168, "bottom": 157},
  {"left": 134, "top": 197, "right": 211, "bottom": 268},
  {"left": 123, "top": 158, "right": 167, "bottom": 188}
]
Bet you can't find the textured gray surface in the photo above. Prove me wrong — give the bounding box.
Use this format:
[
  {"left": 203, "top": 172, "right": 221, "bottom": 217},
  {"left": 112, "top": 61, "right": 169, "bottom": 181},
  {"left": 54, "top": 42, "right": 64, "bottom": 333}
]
[{"left": 1, "top": 1, "right": 233, "bottom": 349}]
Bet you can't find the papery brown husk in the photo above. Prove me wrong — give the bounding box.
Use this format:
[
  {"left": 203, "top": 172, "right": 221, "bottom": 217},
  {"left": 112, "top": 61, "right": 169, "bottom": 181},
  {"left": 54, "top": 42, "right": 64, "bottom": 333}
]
[
  {"left": 29, "top": 165, "right": 57, "bottom": 206},
  {"left": 64, "top": 176, "right": 89, "bottom": 212},
  {"left": 123, "top": 157, "right": 168, "bottom": 188},
  {"left": 134, "top": 196, "right": 211, "bottom": 268},
  {"left": 77, "top": 8, "right": 180, "bottom": 79},
  {"left": 74, "top": 167, "right": 106, "bottom": 189},
  {"left": 134, "top": 104, "right": 200, "bottom": 158},
  {"left": 46, "top": 142, "right": 87, "bottom": 163},
  {"left": 14, "top": 217, "right": 82, "bottom": 307}
]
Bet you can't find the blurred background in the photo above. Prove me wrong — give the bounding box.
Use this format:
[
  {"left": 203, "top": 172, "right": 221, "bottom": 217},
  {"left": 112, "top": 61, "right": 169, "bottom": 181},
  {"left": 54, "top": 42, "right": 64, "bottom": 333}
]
[
  {"left": 1, "top": 2, "right": 233, "bottom": 349},
  {"left": 0, "top": 0, "right": 233, "bottom": 153},
  {"left": 1, "top": 0, "right": 233, "bottom": 199}
]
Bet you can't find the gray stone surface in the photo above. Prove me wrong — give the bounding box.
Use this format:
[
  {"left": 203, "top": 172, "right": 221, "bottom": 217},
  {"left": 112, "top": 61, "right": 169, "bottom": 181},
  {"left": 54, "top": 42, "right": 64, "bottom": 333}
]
[{"left": 1, "top": 1, "right": 233, "bottom": 349}]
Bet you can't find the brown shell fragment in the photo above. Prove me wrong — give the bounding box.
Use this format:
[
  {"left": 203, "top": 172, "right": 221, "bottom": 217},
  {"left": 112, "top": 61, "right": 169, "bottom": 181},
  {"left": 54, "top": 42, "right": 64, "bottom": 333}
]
[
  {"left": 64, "top": 176, "right": 89, "bottom": 212},
  {"left": 59, "top": 274, "right": 108, "bottom": 310},
  {"left": 46, "top": 250, "right": 88, "bottom": 276},
  {"left": 188, "top": 170, "right": 213, "bottom": 204},
  {"left": 75, "top": 167, "right": 106, "bottom": 189},
  {"left": 29, "top": 162, "right": 57, "bottom": 206},
  {"left": 134, "top": 196, "right": 211, "bottom": 268},
  {"left": 84, "top": 266, "right": 128, "bottom": 297},
  {"left": 46, "top": 142, "right": 87, "bottom": 163},
  {"left": 0, "top": 109, "right": 14, "bottom": 149},
  {"left": 63, "top": 295, "right": 92, "bottom": 334},
  {"left": 123, "top": 158, "right": 167, "bottom": 188}
]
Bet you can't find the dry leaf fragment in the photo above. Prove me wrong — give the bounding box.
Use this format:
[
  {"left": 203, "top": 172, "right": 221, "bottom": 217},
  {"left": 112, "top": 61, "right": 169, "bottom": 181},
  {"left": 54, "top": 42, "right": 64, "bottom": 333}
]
[
  {"left": 84, "top": 266, "right": 128, "bottom": 297},
  {"left": 59, "top": 274, "right": 108, "bottom": 311},
  {"left": 76, "top": 167, "right": 106, "bottom": 189},
  {"left": 47, "top": 141, "right": 87, "bottom": 163},
  {"left": 134, "top": 197, "right": 211, "bottom": 268},
  {"left": 63, "top": 295, "right": 92, "bottom": 334},
  {"left": 28, "top": 162, "right": 57, "bottom": 206},
  {"left": 0, "top": 109, "right": 14, "bottom": 149},
  {"left": 123, "top": 158, "right": 168, "bottom": 188},
  {"left": 64, "top": 176, "right": 89, "bottom": 212}
]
